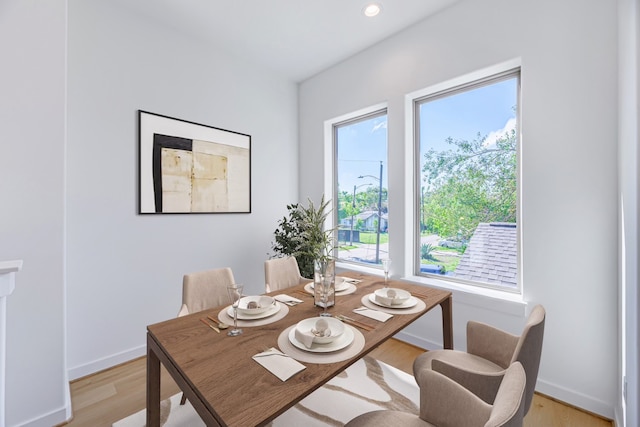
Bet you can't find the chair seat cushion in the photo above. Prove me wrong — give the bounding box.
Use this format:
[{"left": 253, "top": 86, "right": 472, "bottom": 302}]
[
  {"left": 414, "top": 350, "right": 505, "bottom": 377},
  {"left": 345, "top": 410, "right": 433, "bottom": 427}
]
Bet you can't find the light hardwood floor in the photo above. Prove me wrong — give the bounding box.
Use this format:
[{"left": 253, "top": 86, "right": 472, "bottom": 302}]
[{"left": 61, "top": 339, "right": 613, "bottom": 427}]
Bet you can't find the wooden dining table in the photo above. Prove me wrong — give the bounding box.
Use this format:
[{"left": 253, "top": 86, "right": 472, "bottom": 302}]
[{"left": 146, "top": 272, "right": 453, "bottom": 427}]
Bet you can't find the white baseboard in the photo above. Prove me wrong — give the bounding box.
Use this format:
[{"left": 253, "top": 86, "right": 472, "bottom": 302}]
[
  {"left": 68, "top": 344, "right": 146, "bottom": 381},
  {"left": 393, "top": 331, "right": 616, "bottom": 421},
  {"left": 614, "top": 405, "right": 623, "bottom": 427},
  {"left": 393, "top": 330, "right": 441, "bottom": 350},
  {"left": 535, "top": 378, "right": 614, "bottom": 420},
  {"left": 12, "top": 405, "right": 68, "bottom": 427}
]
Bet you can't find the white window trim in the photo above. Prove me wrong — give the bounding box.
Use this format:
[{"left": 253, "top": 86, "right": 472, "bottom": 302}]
[
  {"left": 403, "top": 58, "right": 525, "bottom": 305},
  {"left": 324, "top": 102, "right": 388, "bottom": 273}
]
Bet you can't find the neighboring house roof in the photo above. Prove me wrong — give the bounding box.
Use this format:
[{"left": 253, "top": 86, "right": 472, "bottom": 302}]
[
  {"left": 354, "top": 211, "right": 388, "bottom": 221},
  {"left": 451, "top": 222, "right": 517, "bottom": 288}
]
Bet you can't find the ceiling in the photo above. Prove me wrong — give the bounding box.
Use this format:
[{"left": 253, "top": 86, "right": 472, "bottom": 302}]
[{"left": 112, "top": 0, "right": 461, "bottom": 82}]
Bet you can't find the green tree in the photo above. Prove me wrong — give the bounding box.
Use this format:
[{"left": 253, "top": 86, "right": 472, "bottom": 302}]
[
  {"left": 337, "top": 186, "right": 388, "bottom": 227},
  {"left": 422, "top": 128, "right": 516, "bottom": 241},
  {"left": 337, "top": 190, "right": 352, "bottom": 222},
  {"left": 360, "top": 186, "right": 388, "bottom": 213}
]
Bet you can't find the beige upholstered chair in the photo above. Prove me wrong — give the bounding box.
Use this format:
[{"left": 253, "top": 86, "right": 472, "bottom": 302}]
[
  {"left": 177, "top": 267, "right": 236, "bottom": 316},
  {"left": 177, "top": 267, "right": 235, "bottom": 404},
  {"left": 345, "top": 361, "right": 527, "bottom": 427},
  {"left": 413, "top": 305, "right": 545, "bottom": 416},
  {"left": 264, "top": 256, "right": 306, "bottom": 293}
]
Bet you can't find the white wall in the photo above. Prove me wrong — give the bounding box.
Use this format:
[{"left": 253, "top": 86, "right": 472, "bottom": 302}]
[
  {"left": 618, "top": 0, "right": 639, "bottom": 425},
  {"left": 0, "top": 1, "right": 69, "bottom": 426},
  {"left": 65, "top": 1, "right": 299, "bottom": 380},
  {"left": 1, "top": 0, "right": 298, "bottom": 425},
  {"left": 299, "top": 0, "right": 619, "bottom": 418},
  {"left": 0, "top": 0, "right": 629, "bottom": 424}
]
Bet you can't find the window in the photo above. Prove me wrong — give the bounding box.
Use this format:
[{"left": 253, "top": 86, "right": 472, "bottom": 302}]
[
  {"left": 415, "top": 70, "right": 520, "bottom": 292},
  {"left": 333, "top": 109, "right": 388, "bottom": 267}
]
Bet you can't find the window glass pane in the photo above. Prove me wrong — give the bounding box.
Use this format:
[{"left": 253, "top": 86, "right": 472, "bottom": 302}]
[
  {"left": 335, "top": 111, "right": 388, "bottom": 267},
  {"left": 417, "top": 73, "right": 519, "bottom": 290}
]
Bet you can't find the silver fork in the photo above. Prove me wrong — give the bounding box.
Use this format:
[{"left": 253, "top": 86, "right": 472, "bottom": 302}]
[
  {"left": 334, "top": 314, "right": 374, "bottom": 331},
  {"left": 254, "top": 347, "right": 292, "bottom": 358}
]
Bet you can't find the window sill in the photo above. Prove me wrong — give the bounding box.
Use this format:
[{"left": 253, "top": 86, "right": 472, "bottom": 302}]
[
  {"left": 337, "top": 261, "right": 527, "bottom": 316},
  {"left": 401, "top": 274, "right": 527, "bottom": 316},
  {"left": 336, "top": 260, "right": 382, "bottom": 277}
]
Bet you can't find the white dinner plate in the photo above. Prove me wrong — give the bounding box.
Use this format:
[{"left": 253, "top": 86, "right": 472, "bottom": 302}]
[
  {"left": 368, "top": 293, "right": 419, "bottom": 309},
  {"left": 304, "top": 282, "right": 357, "bottom": 296},
  {"left": 309, "top": 276, "right": 351, "bottom": 292},
  {"left": 288, "top": 323, "right": 355, "bottom": 353},
  {"left": 226, "top": 301, "right": 281, "bottom": 320}
]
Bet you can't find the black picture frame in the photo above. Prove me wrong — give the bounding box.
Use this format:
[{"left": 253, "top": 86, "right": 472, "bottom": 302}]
[{"left": 138, "top": 110, "right": 251, "bottom": 214}]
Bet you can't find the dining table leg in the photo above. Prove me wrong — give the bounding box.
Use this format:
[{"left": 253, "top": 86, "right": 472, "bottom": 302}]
[
  {"left": 146, "top": 333, "right": 161, "bottom": 427},
  {"left": 440, "top": 296, "right": 453, "bottom": 349}
]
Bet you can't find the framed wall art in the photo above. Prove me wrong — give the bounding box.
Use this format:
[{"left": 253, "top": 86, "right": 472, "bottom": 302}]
[{"left": 138, "top": 110, "right": 251, "bottom": 214}]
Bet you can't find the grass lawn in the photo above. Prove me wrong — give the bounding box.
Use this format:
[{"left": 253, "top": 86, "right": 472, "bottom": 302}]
[
  {"left": 423, "top": 247, "right": 463, "bottom": 272},
  {"left": 359, "top": 232, "right": 389, "bottom": 244},
  {"left": 339, "top": 245, "right": 358, "bottom": 250}
]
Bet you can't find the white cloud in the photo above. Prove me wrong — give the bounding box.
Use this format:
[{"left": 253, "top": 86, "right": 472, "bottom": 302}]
[
  {"left": 371, "top": 121, "right": 387, "bottom": 133},
  {"left": 483, "top": 117, "right": 517, "bottom": 148}
]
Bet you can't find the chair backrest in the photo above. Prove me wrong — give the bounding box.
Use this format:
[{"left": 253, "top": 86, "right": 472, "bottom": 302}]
[
  {"left": 484, "top": 362, "right": 526, "bottom": 427},
  {"left": 182, "top": 267, "right": 235, "bottom": 314},
  {"left": 417, "top": 362, "right": 526, "bottom": 427},
  {"left": 264, "top": 256, "right": 304, "bottom": 292},
  {"left": 510, "top": 304, "right": 545, "bottom": 415}
]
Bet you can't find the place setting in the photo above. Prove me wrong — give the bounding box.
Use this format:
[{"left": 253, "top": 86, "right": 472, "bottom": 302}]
[
  {"left": 217, "top": 287, "right": 289, "bottom": 329},
  {"left": 303, "top": 276, "right": 360, "bottom": 296},
  {"left": 358, "top": 286, "right": 427, "bottom": 315},
  {"left": 251, "top": 315, "right": 367, "bottom": 382},
  {"left": 274, "top": 316, "right": 365, "bottom": 364}
]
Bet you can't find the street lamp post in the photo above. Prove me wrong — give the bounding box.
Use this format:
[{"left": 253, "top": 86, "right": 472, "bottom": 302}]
[
  {"left": 375, "top": 161, "right": 383, "bottom": 263},
  {"left": 351, "top": 185, "right": 355, "bottom": 246},
  {"left": 358, "top": 160, "right": 384, "bottom": 264}
]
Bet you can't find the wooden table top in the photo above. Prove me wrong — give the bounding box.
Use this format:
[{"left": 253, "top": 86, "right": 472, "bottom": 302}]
[{"left": 147, "top": 272, "right": 452, "bottom": 427}]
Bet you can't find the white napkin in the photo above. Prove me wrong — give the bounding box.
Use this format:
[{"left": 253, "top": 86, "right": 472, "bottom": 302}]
[
  {"left": 274, "top": 294, "right": 303, "bottom": 304},
  {"left": 375, "top": 293, "right": 402, "bottom": 307},
  {"left": 252, "top": 347, "right": 306, "bottom": 381},
  {"left": 294, "top": 327, "right": 316, "bottom": 349},
  {"left": 354, "top": 306, "right": 393, "bottom": 322}
]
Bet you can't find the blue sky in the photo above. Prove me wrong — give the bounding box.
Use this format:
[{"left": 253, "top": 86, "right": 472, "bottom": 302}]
[
  {"left": 336, "top": 113, "right": 388, "bottom": 195},
  {"left": 336, "top": 76, "right": 518, "bottom": 193},
  {"left": 419, "top": 77, "right": 518, "bottom": 170}
]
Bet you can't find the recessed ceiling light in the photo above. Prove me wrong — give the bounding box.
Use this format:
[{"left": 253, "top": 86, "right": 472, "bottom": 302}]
[{"left": 363, "top": 3, "right": 382, "bottom": 17}]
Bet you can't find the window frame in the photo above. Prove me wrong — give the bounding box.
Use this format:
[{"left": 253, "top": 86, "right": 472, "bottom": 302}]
[
  {"left": 324, "top": 102, "right": 388, "bottom": 273},
  {"left": 405, "top": 61, "right": 523, "bottom": 296}
]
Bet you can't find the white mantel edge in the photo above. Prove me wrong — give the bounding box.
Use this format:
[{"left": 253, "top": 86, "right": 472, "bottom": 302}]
[
  {"left": 0, "top": 260, "right": 23, "bottom": 298},
  {"left": 0, "top": 259, "right": 22, "bottom": 427}
]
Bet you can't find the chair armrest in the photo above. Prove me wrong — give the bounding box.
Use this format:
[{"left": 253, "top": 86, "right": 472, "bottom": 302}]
[
  {"left": 177, "top": 304, "right": 189, "bottom": 317},
  {"left": 430, "top": 358, "right": 505, "bottom": 405},
  {"left": 467, "top": 321, "right": 519, "bottom": 368},
  {"left": 418, "top": 368, "right": 492, "bottom": 427}
]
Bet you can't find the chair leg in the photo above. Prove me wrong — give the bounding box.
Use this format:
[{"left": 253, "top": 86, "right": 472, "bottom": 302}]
[{"left": 180, "top": 393, "right": 187, "bottom": 405}]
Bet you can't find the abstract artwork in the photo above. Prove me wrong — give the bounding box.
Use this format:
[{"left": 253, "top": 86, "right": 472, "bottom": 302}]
[{"left": 138, "top": 110, "right": 251, "bottom": 214}]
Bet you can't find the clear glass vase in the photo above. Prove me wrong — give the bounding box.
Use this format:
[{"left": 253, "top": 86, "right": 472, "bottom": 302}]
[{"left": 313, "top": 259, "right": 335, "bottom": 313}]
